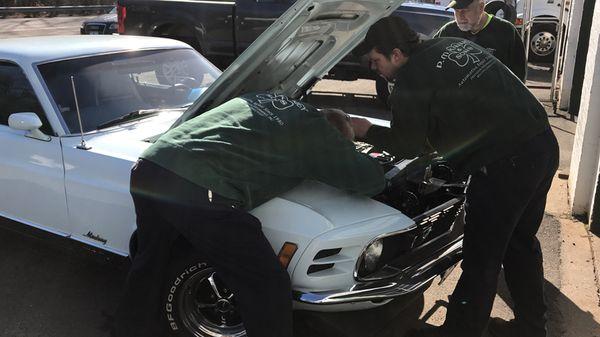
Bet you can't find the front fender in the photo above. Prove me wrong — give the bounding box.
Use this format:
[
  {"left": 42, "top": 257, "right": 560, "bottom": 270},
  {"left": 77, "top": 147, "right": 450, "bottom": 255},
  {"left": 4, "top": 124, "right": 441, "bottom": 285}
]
[{"left": 290, "top": 213, "right": 414, "bottom": 294}]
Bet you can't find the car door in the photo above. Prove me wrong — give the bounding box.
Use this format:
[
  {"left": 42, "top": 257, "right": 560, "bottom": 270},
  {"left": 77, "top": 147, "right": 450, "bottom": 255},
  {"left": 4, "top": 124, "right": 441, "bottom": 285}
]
[
  {"left": 0, "top": 61, "right": 70, "bottom": 235},
  {"left": 235, "top": 0, "right": 294, "bottom": 54}
]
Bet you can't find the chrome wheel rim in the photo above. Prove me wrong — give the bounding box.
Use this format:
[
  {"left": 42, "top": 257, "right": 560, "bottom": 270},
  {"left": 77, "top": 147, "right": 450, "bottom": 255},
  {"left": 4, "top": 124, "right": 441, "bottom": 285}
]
[
  {"left": 178, "top": 269, "right": 246, "bottom": 337},
  {"left": 531, "top": 31, "right": 556, "bottom": 57}
]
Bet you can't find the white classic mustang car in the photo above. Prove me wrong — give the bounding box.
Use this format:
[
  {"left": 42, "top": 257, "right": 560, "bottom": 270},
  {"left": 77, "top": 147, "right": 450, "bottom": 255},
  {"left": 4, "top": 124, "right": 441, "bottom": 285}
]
[{"left": 0, "top": 0, "right": 465, "bottom": 336}]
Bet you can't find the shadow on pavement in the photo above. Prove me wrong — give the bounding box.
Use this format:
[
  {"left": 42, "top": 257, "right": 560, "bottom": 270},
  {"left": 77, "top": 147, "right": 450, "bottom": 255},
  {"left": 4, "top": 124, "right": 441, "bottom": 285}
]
[
  {"left": 496, "top": 275, "right": 600, "bottom": 337},
  {"left": 294, "top": 292, "right": 424, "bottom": 337},
  {"left": 0, "top": 221, "right": 129, "bottom": 337},
  {"left": 407, "top": 275, "right": 600, "bottom": 337}
]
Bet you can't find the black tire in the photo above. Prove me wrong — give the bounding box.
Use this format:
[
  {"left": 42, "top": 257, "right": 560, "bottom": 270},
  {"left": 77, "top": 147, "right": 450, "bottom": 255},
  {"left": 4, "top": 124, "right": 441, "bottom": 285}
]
[
  {"left": 128, "top": 230, "right": 139, "bottom": 261},
  {"left": 485, "top": 0, "right": 517, "bottom": 24},
  {"left": 163, "top": 241, "right": 247, "bottom": 337},
  {"left": 375, "top": 77, "right": 393, "bottom": 106},
  {"left": 528, "top": 22, "right": 558, "bottom": 64}
]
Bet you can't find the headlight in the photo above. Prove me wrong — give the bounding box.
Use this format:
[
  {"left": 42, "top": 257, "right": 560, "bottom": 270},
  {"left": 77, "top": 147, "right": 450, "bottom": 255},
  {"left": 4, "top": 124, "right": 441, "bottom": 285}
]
[
  {"left": 360, "top": 239, "right": 384, "bottom": 275},
  {"left": 109, "top": 23, "right": 118, "bottom": 30}
]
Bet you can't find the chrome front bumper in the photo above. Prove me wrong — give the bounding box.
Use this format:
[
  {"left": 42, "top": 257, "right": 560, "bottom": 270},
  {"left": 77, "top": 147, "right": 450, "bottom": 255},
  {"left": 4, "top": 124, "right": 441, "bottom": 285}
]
[{"left": 293, "top": 239, "right": 462, "bottom": 305}]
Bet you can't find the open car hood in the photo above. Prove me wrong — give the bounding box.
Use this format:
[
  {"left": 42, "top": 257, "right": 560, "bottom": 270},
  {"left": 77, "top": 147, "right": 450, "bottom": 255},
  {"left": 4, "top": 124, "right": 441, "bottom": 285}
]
[{"left": 171, "top": 0, "right": 405, "bottom": 128}]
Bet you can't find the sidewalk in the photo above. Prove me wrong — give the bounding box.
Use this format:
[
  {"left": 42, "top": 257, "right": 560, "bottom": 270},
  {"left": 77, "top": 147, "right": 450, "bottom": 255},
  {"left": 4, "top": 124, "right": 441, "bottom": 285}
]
[{"left": 417, "top": 82, "right": 600, "bottom": 336}]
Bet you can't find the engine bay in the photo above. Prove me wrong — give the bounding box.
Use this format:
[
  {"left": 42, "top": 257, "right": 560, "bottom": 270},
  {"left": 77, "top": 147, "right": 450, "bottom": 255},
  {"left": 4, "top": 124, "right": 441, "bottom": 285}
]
[
  {"left": 355, "top": 142, "right": 467, "bottom": 218},
  {"left": 354, "top": 142, "right": 467, "bottom": 280}
]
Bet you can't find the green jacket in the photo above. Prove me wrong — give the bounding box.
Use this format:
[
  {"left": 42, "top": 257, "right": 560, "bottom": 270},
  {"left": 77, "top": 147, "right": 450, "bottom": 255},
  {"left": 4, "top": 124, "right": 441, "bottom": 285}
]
[
  {"left": 366, "top": 38, "right": 549, "bottom": 174},
  {"left": 142, "top": 93, "right": 385, "bottom": 210}
]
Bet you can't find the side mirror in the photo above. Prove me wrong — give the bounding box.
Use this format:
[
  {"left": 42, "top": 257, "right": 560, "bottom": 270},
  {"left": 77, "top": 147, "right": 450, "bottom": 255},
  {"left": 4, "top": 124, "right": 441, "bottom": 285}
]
[{"left": 8, "top": 112, "right": 51, "bottom": 141}]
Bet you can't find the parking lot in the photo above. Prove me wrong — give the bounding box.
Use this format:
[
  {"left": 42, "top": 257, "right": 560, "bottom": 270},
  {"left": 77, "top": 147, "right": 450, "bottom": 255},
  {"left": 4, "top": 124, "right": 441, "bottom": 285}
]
[{"left": 0, "top": 13, "right": 598, "bottom": 337}]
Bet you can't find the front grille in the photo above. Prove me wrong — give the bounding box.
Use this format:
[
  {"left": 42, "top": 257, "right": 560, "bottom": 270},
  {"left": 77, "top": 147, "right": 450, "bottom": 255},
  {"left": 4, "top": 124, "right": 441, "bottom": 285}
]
[
  {"left": 411, "top": 198, "right": 463, "bottom": 249},
  {"left": 84, "top": 23, "right": 107, "bottom": 34},
  {"left": 356, "top": 197, "right": 465, "bottom": 280}
]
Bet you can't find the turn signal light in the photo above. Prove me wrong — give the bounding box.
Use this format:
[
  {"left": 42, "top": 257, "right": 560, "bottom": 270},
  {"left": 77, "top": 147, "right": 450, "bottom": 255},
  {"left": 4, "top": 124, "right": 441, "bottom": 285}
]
[{"left": 278, "top": 242, "right": 298, "bottom": 269}]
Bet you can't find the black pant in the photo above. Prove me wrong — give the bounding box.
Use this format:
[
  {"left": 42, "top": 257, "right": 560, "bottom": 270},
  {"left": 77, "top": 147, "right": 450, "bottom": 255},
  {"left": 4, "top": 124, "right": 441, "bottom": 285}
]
[
  {"left": 114, "top": 159, "right": 293, "bottom": 337},
  {"left": 443, "top": 129, "right": 559, "bottom": 337}
]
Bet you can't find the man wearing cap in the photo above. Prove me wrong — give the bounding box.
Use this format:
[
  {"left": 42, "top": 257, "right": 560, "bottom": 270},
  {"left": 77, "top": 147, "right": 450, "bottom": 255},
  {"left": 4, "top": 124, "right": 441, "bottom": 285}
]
[
  {"left": 434, "top": 0, "right": 526, "bottom": 82},
  {"left": 352, "top": 16, "right": 557, "bottom": 337},
  {"left": 114, "top": 93, "right": 386, "bottom": 337}
]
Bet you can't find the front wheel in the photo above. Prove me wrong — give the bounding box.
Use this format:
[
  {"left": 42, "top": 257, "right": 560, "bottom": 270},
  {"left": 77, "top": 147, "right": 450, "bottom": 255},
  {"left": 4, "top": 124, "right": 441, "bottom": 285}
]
[{"left": 164, "top": 243, "right": 247, "bottom": 337}]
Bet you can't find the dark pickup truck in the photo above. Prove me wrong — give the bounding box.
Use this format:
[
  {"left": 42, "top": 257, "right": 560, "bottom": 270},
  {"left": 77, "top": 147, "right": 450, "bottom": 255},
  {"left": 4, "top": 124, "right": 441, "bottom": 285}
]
[{"left": 117, "top": 0, "right": 453, "bottom": 83}]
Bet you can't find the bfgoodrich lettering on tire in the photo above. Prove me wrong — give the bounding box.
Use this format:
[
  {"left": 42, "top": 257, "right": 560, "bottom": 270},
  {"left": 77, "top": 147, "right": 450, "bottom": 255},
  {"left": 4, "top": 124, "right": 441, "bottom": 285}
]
[{"left": 164, "top": 247, "right": 247, "bottom": 337}]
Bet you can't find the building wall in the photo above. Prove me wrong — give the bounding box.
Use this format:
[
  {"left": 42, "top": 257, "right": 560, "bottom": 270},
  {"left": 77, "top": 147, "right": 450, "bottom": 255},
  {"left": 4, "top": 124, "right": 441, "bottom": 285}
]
[
  {"left": 569, "top": 2, "right": 600, "bottom": 219},
  {"left": 559, "top": 0, "right": 584, "bottom": 110}
]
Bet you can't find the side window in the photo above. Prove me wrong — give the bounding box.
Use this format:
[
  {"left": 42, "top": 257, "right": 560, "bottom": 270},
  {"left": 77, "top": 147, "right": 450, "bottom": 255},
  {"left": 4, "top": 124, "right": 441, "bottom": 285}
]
[{"left": 0, "top": 62, "right": 52, "bottom": 134}]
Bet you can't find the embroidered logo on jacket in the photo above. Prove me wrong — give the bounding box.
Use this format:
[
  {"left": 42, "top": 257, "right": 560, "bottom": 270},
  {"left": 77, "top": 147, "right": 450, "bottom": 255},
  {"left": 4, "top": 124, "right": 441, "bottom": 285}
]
[
  {"left": 255, "top": 93, "right": 307, "bottom": 111},
  {"left": 436, "top": 40, "right": 483, "bottom": 69}
]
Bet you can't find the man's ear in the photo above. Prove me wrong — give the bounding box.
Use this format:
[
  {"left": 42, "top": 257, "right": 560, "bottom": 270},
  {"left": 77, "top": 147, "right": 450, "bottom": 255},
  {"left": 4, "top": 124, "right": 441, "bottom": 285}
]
[{"left": 391, "top": 48, "right": 407, "bottom": 65}]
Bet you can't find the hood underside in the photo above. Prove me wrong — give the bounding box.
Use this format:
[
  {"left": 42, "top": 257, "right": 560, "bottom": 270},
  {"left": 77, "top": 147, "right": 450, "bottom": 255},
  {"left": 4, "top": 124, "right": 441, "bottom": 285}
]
[{"left": 172, "top": 0, "right": 405, "bottom": 128}]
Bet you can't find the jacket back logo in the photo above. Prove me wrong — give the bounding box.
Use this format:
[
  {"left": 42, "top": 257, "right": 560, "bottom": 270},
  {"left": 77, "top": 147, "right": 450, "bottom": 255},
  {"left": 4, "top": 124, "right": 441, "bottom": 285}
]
[
  {"left": 436, "top": 40, "right": 483, "bottom": 69},
  {"left": 255, "top": 93, "right": 307, "bottom": 111}
]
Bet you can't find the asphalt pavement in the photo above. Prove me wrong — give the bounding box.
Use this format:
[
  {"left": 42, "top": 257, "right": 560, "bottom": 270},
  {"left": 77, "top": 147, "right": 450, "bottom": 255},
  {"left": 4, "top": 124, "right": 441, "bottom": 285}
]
[{"left": 0, "top": 16, "right": 90, "bottom": 38}]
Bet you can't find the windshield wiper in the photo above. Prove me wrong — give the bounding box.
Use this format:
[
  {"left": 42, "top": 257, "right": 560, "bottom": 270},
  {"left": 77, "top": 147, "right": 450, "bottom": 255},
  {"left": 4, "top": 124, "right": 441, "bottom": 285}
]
[{"left": 96, "top": 107, "right": 187, "bottom": 130}]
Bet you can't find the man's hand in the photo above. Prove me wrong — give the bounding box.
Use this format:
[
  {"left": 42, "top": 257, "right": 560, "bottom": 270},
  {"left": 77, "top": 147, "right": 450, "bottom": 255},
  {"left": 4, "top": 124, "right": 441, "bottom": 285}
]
[{"left": 350, "top": 117, "right": 373, "bottom": 139}]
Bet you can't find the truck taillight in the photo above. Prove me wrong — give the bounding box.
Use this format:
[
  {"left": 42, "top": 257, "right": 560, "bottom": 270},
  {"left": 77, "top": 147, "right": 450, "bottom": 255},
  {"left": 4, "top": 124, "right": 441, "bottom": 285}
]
[
  {"left": 117, "top": 4, "right": 126, "bottom": 34},
  {"left": 515, "top": 18, "right": 523, "bottom": 27}
]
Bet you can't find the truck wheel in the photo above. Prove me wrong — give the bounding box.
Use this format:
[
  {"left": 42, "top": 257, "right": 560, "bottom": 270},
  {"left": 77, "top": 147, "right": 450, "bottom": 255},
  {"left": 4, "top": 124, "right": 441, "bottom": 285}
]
[
  {"left": 485, "top": 0, "right": 517, "bottom": 24},
  {"left": 163, "top": 242, "right": 247, "bottom": 337},
  {"left": 528, "top": 23, "right": 557, "bottom": 64}
]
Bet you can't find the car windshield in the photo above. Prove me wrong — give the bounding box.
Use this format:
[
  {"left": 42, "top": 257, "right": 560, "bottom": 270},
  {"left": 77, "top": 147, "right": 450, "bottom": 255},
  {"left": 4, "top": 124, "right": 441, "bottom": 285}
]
[
  {"left": 109, "top": 7, "right": 117, "bottom": 14},
  {"left": 38, "top": 48, "right": 221, "bottom": 133}
]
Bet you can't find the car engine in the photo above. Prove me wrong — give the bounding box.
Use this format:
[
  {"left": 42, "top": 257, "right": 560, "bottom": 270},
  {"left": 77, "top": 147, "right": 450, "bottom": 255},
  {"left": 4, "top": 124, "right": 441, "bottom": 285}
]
[{"left": 354, "top": 142, "right": 467, "bottom": 280}]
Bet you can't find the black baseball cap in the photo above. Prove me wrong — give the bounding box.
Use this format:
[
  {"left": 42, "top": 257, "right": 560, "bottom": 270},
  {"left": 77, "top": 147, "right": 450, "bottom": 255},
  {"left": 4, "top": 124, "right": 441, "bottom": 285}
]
[
  {"left": 446, "top": 0, "right": 475, "bottom": 9},
  {"left": 354, "top": 16, "right": 420, "bottom": 56}
]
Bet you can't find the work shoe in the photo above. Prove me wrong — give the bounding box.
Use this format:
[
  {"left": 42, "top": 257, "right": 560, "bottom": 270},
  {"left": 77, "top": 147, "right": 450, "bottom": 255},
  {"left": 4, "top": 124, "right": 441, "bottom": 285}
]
[
  {"left": 487, "top": 317, "right": 546, "bottom": 337},
  {"left": 487, "top": 318, "right": 516, "bottom": 337}
]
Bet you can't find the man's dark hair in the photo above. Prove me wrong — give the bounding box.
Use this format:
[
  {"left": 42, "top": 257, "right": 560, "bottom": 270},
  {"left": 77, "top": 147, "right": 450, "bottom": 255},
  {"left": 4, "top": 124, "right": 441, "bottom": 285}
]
[{"left": 355, "top": 16, "right": 421, "bottom": 57}]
